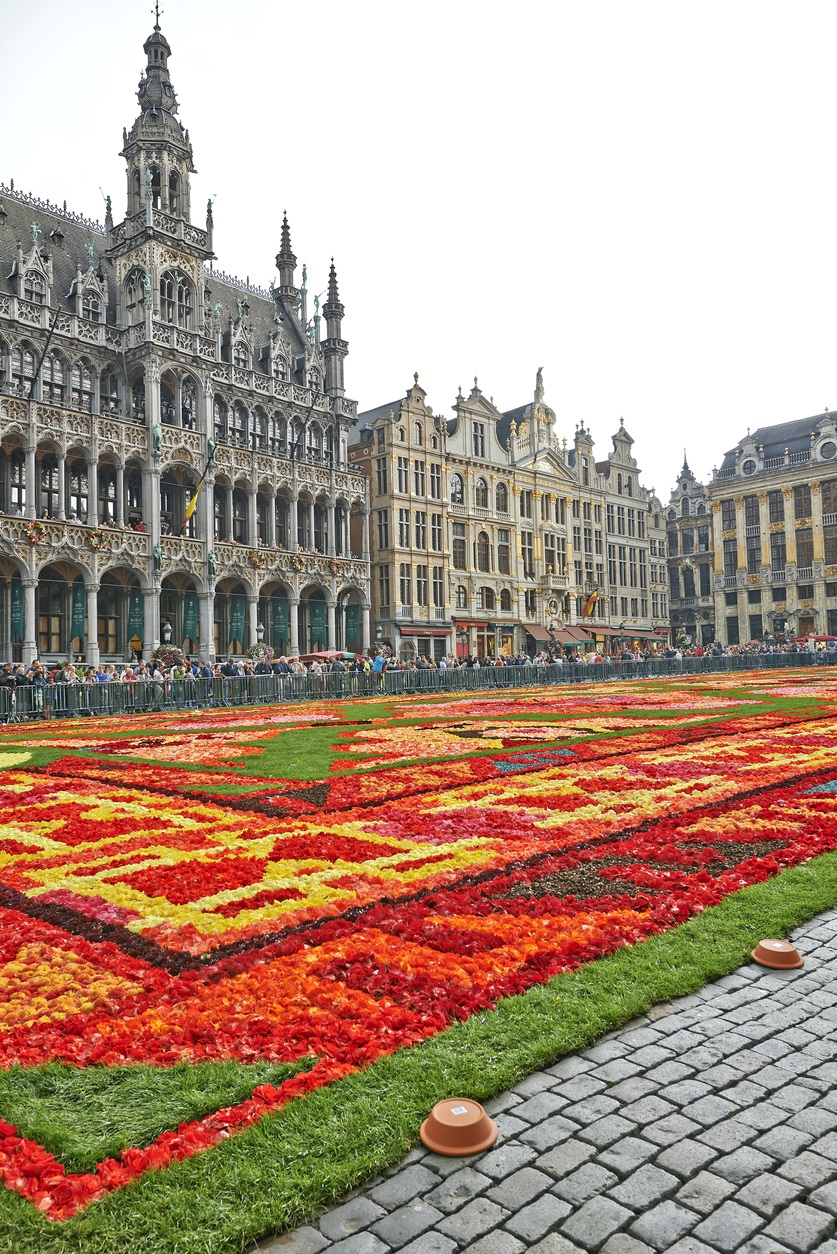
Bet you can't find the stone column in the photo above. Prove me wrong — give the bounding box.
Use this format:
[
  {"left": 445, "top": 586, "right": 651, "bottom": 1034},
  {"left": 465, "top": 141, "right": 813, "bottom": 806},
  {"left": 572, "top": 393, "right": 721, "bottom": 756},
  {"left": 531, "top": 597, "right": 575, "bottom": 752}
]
[
  {"left": 226, "top": 485, "right": 234, "bottom": 542},
  {"left": 86, "top": 581, "right": 100, "bottom": 666},
  {"left": 86, "top": 458, "right": 99, "bottom": 527},
  {"left": 289, "top": 596, "right": 300, "bottom": 655},
  {"left": 267, "top": 487, "right": 276, "bottom": 548},
  {"left": 143, "top": 586, "right": 160, "bottom": 657},
  {"left": 22, "top": 577, "right": 37, "bottom": 665},
  {"left": 57, "top": 452, "right": 66, "bottom": 519},
  {"left": 758, "top": 492, "right": 770, "bottom": 570},
  {"left": 783, "top": 489, "right": 797, "bottom": 565},
  {"left": 199, "top": 590, "right": 215, "bottom": 664},
  {"left": 811, "top": 482, "right": 824, "bottom": 562},
  {"left": 247, "top": 592, "right": 258, "bottom": 649},
  {"left": 24, "top": 444, "right": 36, "bottom": 520},
  {"left": 288, "top": 493, "right": 298, "bottom": 549},
  {"left": 116, "top": 464, "right": 125, "bottom": 528},
  {"left": 327, "top": 598, "right": 337, "bottom": 649},
  {"left": 248, "top": 487, "right": 258, "bottom": 547},
  {"left": 362, "top": 603, "right": 371, "bottom": 652},
  {"left": 308, "top": 497, "right": 315, "bottom": 551},
  {"left": 327, "top": 500, "right": 336, "bottom": 556},
  {"left": 361, "top": 505, "right": 371, "bottom": 562}
]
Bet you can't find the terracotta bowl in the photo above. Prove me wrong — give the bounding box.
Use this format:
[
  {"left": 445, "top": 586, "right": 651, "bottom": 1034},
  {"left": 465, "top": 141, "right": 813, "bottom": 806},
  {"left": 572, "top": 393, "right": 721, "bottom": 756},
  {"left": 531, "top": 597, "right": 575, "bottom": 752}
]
[
  {"left": 751, "top": 939, "right": 804, "bottom": 970},
  {"left": 419, "top": 1098, "right": 498, "bottom": 1156}
]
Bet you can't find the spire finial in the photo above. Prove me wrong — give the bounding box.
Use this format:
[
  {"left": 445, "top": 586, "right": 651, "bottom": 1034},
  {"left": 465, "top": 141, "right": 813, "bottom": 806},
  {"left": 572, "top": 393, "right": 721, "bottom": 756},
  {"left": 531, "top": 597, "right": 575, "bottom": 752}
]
[
  {"left": 414, "top": 371, "right": 419, "bottom": 386},
  {"left": 152, "top": 0, "right": 162, "bottom": 30}
]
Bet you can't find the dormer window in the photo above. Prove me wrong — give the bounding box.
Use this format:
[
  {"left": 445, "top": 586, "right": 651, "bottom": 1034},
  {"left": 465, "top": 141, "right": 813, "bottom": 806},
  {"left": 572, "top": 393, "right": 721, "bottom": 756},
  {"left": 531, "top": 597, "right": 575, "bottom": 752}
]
[
  {"left": 233, "top": 343, "right": 249, "bottom": 370},
  {"left": 23, "top": 272, "right": 46, "bottom": 305},
  {"left": 82, "top": 292, "right": 101, "bottom": 323}
]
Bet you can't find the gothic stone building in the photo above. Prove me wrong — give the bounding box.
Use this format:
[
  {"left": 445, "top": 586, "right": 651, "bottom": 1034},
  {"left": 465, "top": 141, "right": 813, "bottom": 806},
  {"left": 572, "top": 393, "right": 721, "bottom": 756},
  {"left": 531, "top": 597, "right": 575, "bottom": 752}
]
[
  {"left": 665, "top": 458, "right": 716, "bottom": 647},
  {"left": 349, "top": 373, "right": 668, "bottom": 660},
  {"left": 0, "top": 21, "right": 370, "bottom": 666}
]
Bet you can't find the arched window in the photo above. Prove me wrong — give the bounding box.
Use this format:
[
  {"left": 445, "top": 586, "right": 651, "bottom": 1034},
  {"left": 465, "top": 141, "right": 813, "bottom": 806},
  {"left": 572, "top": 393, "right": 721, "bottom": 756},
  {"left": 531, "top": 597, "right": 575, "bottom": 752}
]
[
  {"left": 125, "top": 269, "right": 146, "bottom": 325},
  {"left": 98, "top": 465, "right": 117, "bottom": 523},
  {"left": 308, "top": 367, "right": 320, "bottom": 391},
  {"left": 230, "top": 402, "right": 247, "bottom": 447},
  {"left": 100, "top": 370, "right": 120, "bottom": 415},
  {"left": 654, "top": 513, "right": 660, "bottom": 528},
  {"left": 431, "top": 435, "right": 438, "bottom": 449},
  {"left": 150, "top": 167, "right": 161, "bottom": 210},
  {"left": 251, "top": 406, "right": 267, "bottom": 451},
  {"left": 40, "top": 455, "right": 59, "bottom": 517},
  {"left": 475, "top": 477, "right": 488, "bottom": 508},
  {"left": 274, "top": 355, "right": 289, "bottom": 383},
  {"left": 617, "top": 473, "right": 623, "bottom": 494},
  {"left": 413, "top": 422, "right": 423, "bottom": 445},
  {"left": 11, "top": 345, "right": 36, "bottom": 395},
  {"left": 168, "top": 171, "right": 180, "bottom": 214},
  {"left": 42, "top": 354, "right": 65, "bottom": 404},
  {"left": 213, "top": 396, "right": 228, "bottom": 442},
  {"left": 160, "top": 271, "right": 192, "bottom": 328},
  {"left": 482, "top": 587, "right": 496, "bottom": 610},
  {"left": 8, "top": 450, "right": 26, "bottom": 513},
  {"left": 450, "top": 473, "right": 464, "bottom": 504},
  {"left": 476, "top": 531, "right": 491, "bottom": 572},
  {"left": 232, "top": 488, "right": 249, "bottom": 544},
  {"left": 307, "top": 424, "right": 323, "bottom": 462},
  {"left": 270, "top": 412, "right": 286, "bottom": 455},
  {"left": 398, "top": 427, "right": 406, "bottom": 441},
  {"left": 71, "top": 361, "right": 94, "bottom": 412},
  {"left": 132, "top": 170, "right": 141, "bottom": 215},
  {"left": 668, "top": 509, "right": 676, "bottom": 521},
  {"left": 181, "top": 378, "right": 196, "bottom": 429},
  {"left": 626, "top": 476, "right": 633, "bottom": 497},
  {"left": 681, "top": 498, "right": 690, "bottom": 517},
  {"left": 127, "top": 470, "right": 143, "bottom": 526},
  {"left": 495, "top": 482, "right": 508, "bottom": 513},
  {"left": 455, "top": 585, "right": 467, "bottom": 609},
  {"left": 82, "top": 291, "right": 101, "bottom": 323},
  {"left": 160, "top": 375, "right": 176, "bottom": 425},
  {"left": 500, "top": 589, "right": 512, "bottom": 612},
  {"left": 213, "top": 486, "right": 228, "bottom": 541},
  {"left": 67, "top": 461, "right": 88, "bottom": 521},
  {"left": 233, "top": 342, "right": 249, "bottom": 369},
  {"left": 131, "top": 376, "right": 145, "bottom": 421},
  {"left": 23, "top": 272, "right": 46, "bottom": 304}
]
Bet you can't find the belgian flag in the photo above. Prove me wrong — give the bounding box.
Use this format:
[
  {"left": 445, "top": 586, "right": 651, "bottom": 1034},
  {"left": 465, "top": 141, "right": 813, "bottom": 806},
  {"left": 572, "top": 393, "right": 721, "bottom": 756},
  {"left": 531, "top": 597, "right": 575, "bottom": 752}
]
[{"left": 582, "top": 590, "right": 598, "bottom": 618}]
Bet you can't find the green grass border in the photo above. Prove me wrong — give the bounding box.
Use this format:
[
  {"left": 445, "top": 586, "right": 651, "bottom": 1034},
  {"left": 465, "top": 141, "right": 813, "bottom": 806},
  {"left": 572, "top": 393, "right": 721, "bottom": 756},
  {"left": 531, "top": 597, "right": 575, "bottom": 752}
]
[{"left": 2, "top": 850, "right": 836, "bottom": 1254}]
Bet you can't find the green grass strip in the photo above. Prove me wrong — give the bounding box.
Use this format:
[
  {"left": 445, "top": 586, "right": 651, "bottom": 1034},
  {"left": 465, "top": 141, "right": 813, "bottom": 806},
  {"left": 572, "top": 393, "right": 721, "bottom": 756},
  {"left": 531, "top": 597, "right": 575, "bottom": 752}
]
[{"left": 2, "top": 850, "right": 836, "bottom": 1253}]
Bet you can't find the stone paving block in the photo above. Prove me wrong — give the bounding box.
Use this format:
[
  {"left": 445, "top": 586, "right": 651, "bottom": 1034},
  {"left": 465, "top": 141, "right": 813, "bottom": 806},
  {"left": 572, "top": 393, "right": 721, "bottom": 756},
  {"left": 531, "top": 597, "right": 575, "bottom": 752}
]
[
  {"left": 486, "top": 1167, "right": 552, "bottom": 1210},
  {"left": 656, "top": 1030, "right": 704, "bottom": 1052},
  {"left": 553, "top": 1161, "right": 619, "bottom": 1205},
  {"left": 424, "top": 1167, "right": 492, "bottom": 1214},
  {"left": 514, "top": 1093, "right": 571, "bottom": 1124},
  {"left": 643, "top": 1062, "right": 694, "bottom": 1086},
  {"left": 697, "top": 1118, "right": 759, "bottom": 1153},
  {"left": 657, "top": 1080, "right": 712, "bottom": 1107},
  {"left": 774, "top": 1052, "right": 822, "bottom": 1077},
  {"left": 599, "top": 1239, "right": 656, "bottom": 1254},
  {"left": 604, "top": 1078, "right": 657, "bottom": 1103},
  {"left": 320, "top": 1199, "right": 388, "bottom": 1241},
  {"left": 777, "top": 1027, "right": 817, "bottom": 1047},
  {"left": 478, "top": 1143, "right": 539, "bottom": 1180},
  {"left": 557, "top": 1076, "right": 608, "bottom": 1102},
  {"left": 620, "top": 1096, "right": 676, "bottom": 1125},
  {"left": 654, "top": 1139, "right": 719, "bottom": 1178},
  {"left": 563, "top": 1095, "right": 621, "bottom": 1125},
  {"left": 627, "top": 1199, "right": 699, "bottom": 1250},
  {"left": 494, "top": 1113, "right": 529, "bottom": 1139},
  {"left": 690, "top": 1201, "right": 763, "bottom": 1252},
  {"left": 577, "top": 1115, "right": 636, "bottom": 1149},
  {"left": 813, "top": 1131, "right": 837, "bottom": 1161},
  {"left": 398, "top": 1237, "right": 457, "bottom": 1254},
  {"left": 629, "top": 1045, "right": 674, "bottom": 1068},
  {"left": 751, "top": 1125, "right": 814, "bottom": 1160},
  {"left": 371, "top": 1201, "right": 445, "bottom": 1248},
  {"left": 777, "top": 1149, "right": 837, "bottom": 1188},
  {"left": 724, "top": 1048, "right": 772, "bottom": 1075},
  {"left": 560, "top": 1196, "right": 634, "bottom": 1249},
  {"left": 750, "top": 1037, "right": 794, "bottom": 1059},
  {"left": 328, "top": 1237, "right": 390, "bottom": 1254},
  {"left": 545, "top": 1057, "right": 595, "bottom": 1081},
  {"left": 529, "top": 1235, "right": 587, "bottom": 1254},
  {"left": 680, "top": 1094, "right": 739, "bottom": 1126},
  {"left": 733, "top": 1171, "right": 803, "bottom": 1218},
  {"left": 537, "top": 1141, "right": 597, "bottom": 1179},
  {"left": 789, "top": 1107, "right": 837, "bottom": 1137},
  {"left": 609, "top": 1164, "right": 680, "bottom": 1209},
  {"left": 661, "top": 1241, "right": 717, "bottom": 1254},
  {"left": 641, "top": 1113, "right": 702, "bottom": 1147},
  {"left": 674, "top": 1169, "right": 737, "bottom": 1214},
  {"left": 513, "top": 1073, "right": 560, "bottom": 1098},
  {"left": 819, "top": 1093, "right": 837, "bottom": 1114},
  {"left": 698, "top": 1063, "right": 742, "bottom": 1089},
  {"left": 261, "top": 1227, "right": 328, "bottom": 1253},
  {"left": 709, "top": 1146, "right": 775, "bottom": 1184},
  {"left": 721, "top": 1079, "right": 768, "bottom": 1107},
  {"left": 598, "top": 1135, "right": 659, "bottom": 1175},
  {"left": 734, "top": 1022, "right": 777, "bottom": 1042},
  {"left": 806, "top": 1179, "right": 837, "bottom": 1216},
  {"left": 370, "top": 1166, "right": 443, "bottom": 1209},
  {"left": 618, "top": 1028, "right": 663, "bottom": 1049},
  {"left": 460, "top": 1232, "right": 525, "bottom": 1254},
  {"left": 504, "top": 1193, "right": 572, "bottom": 1242},
  {"left": 483, "top": 1092, "right": 525, "bottom": 1118},
  {"left": 734, "top": 1100, "right": 792, "bottom": 1131},
  {"left": 591, "top": 1059, "right": 641, "bottom": 1084},
  {"left": 417, "top": 1152, "right": 475, "bottom": 1179},
  {"left": 583, "top": 1041, "right": 630, "bottom": 1064},
  {"left": 519, "top": 1116, "right": 581, "bottom": 1153},
  {"left": 767, "top": 1084, "right": 818, "bottom": 1114},
  {"left": 763, "top": 1200, "right": 835, "bottom": 1252},
  {"left": 437, "top": 1198, "right": 510, "bottom": 1245},
  {"left": 734, "top": 1239, "right": 793, "bottom": 1254}
]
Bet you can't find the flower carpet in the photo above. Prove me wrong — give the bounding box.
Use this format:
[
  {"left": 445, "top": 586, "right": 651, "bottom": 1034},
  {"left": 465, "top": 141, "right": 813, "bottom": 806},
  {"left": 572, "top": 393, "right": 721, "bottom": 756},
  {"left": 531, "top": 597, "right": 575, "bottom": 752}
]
[{"left": 2, "top": 669, "right": 837, "bottom": 1249}]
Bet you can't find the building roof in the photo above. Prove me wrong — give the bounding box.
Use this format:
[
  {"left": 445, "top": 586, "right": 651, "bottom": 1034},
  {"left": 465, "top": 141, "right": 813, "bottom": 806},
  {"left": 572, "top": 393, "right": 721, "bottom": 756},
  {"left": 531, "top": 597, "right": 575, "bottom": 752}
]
[
  {"left": 719, "top": 413, "right": 828, "bottom": 470},
  {"left": 354, "top": 398, "right": 402, "bottom": 437}
]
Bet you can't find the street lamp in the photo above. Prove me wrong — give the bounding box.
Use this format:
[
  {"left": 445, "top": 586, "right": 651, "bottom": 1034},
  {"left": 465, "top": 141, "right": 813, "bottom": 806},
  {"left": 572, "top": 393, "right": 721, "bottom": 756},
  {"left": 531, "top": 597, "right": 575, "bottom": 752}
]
[
  {"left": 162, "top": 621, "right": 173, "bottom": 645},
  {"left": 256, "top": 622, "right": 265, "bottom": 643}
]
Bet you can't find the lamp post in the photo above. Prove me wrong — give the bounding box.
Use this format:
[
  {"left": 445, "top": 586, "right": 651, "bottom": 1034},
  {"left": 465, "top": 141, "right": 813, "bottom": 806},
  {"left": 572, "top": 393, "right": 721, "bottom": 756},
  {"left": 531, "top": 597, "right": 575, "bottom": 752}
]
[
  {"left": 162, "top": 620, "right": 173, "bottom": 646},
  {"left": 256, "top": 621, "right": 265, "bottom": 644}
]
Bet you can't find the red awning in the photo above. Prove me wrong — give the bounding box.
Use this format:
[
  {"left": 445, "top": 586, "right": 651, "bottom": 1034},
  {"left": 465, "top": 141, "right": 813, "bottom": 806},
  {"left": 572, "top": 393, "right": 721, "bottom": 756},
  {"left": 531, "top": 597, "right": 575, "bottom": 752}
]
[
  {"left": 399, "top": 629, "right": 452, "bottom": 637},
  {"left": 523, "top": 623, "right": 552, "bottom": 642}
]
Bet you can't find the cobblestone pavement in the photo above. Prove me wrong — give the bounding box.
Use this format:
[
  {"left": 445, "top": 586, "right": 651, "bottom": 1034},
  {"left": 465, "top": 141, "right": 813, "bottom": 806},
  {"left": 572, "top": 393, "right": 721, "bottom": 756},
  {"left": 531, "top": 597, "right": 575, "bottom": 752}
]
[{"left": 254, "top": 910, "right": 837, "bottom": 1254}]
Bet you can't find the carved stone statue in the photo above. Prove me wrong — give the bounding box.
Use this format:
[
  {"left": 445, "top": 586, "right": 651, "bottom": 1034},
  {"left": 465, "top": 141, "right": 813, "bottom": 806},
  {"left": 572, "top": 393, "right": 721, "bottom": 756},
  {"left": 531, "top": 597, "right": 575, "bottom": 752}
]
[
  {"left": 153, "top": 542, "right": 163, "bottom": 572},
  {"left": 314, "top": 294, "right": 320, "bottom": 316},
  {"left": 207, "top": 436, "right": 217, "bottom": 466},
  {"left": 31, "top": 222, "right": 41, "bottom": 243},
  {"left": 105, "top": 195, "right": 112, "bottom": 218},
  {"left": 208, "top": 549, "right": 217, "bottom": 577},
  {"left": 535, "top": 366, "right": 544, "bottom": 404},
  {"left": 152, "top": 423, "right": 163, "bottom": 456},
  {"left": 302, "top": 263, "right": 308, "bottom": 289},
  {"left": 236, "top": 297, "right": 245, "bottom": 319},
  {"left": 213, "top": 301, "right": 222, "bottom": 319},
  {"left": 146, "top": 168, "right": 153, "bottom": 193},
  {"left": 85, "top": 243, "right": 95, "bottom": 265}
]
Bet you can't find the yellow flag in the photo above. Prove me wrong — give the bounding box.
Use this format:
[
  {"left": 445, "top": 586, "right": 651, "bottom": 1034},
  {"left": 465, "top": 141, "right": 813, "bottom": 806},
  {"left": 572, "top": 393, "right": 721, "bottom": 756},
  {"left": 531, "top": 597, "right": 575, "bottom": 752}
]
[{"left": 183, "top": 480, "right": 202, "bottom": 524}]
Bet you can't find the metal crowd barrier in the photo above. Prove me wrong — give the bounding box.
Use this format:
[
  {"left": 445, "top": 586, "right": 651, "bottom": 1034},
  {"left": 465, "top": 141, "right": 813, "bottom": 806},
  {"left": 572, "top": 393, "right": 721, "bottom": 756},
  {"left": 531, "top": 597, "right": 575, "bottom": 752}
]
[{"left": 1, "top": 650, "right": 835, "bottom": 723}]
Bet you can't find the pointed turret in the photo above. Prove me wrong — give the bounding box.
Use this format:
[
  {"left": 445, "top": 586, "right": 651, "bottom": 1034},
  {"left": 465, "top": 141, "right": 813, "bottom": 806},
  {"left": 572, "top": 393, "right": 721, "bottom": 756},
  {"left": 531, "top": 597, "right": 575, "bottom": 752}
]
[
  {"left": 276, "top": 212, "right": 298, "bottom": 298},
  {"left": 322, "top": 257, "right": 347, "bottom": 396}
]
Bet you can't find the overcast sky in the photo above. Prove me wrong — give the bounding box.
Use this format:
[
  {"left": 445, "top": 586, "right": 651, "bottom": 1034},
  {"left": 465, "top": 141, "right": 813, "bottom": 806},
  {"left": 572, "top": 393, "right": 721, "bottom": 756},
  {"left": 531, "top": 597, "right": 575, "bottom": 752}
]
[{"left": 4, "top": 1, "right": 836, "bottom": 498}]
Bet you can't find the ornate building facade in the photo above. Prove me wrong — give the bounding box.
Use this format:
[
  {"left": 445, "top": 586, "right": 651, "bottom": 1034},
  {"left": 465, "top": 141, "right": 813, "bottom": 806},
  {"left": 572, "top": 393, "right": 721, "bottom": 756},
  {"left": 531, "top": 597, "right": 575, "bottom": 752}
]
[
  {"left": 665, "top": 458, "right": 716, "bottom": 647},
  {"left": 350, "top": 373, "right": 668, "bottom": 659},
  {"left": 697, "top": 411, "right": 837, "bottom": 645},
  {"left": 0, "top": 21, "right": 370, "bottom": 665}
]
